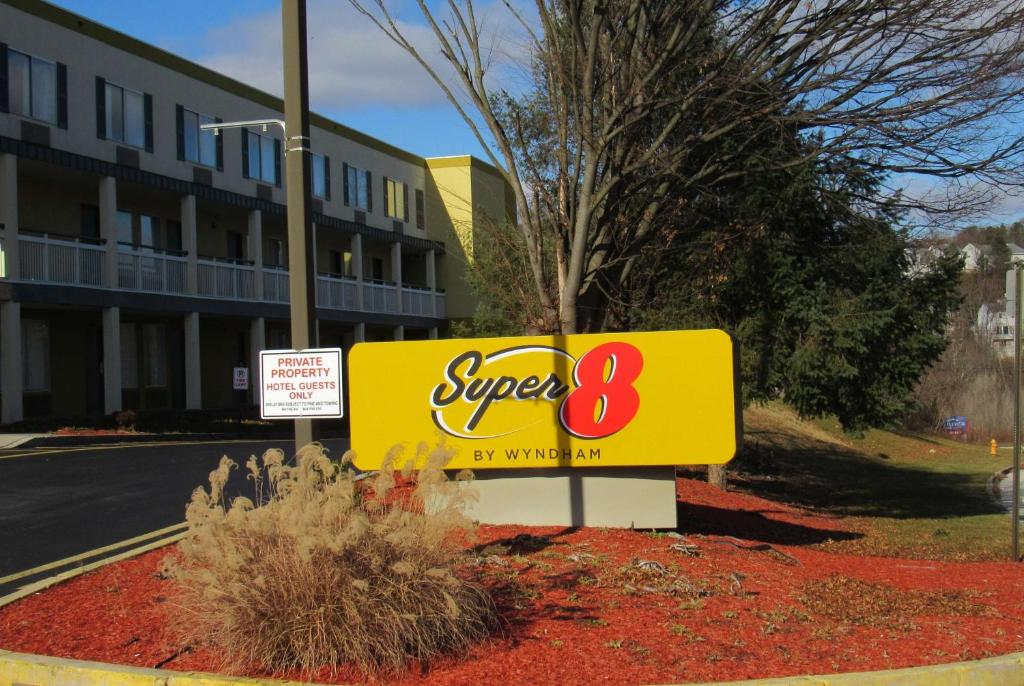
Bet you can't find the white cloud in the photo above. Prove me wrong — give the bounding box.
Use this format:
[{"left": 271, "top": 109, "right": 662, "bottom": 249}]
[{"left": 190, "top": 1, "right": 533, "bottom": 112}]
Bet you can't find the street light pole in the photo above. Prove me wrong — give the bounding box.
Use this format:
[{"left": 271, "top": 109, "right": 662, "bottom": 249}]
[
  {"left": 282, "top": 0, "right": 319, "bottom": 452},
  {"left": 1014, "top": 264, "right": 1022, "bottom": 560}
]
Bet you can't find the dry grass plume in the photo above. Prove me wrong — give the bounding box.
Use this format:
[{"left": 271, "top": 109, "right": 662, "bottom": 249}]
[{"left": 163, "top": 442, "right": 497, "bottom": 675}]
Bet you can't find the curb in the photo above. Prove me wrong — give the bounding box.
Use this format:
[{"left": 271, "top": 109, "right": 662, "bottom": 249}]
[
  {"left": 0, "top": 649, "right": 331, "bottom": 686},
  {"left": 991, "top": 466, "right": 1015, "bottom": 513},
  {"left": 2, "top": 650, "right": 1024, "bottom": 686},
  {"left": 18, "top": 433, "right": 301, "bottom": 448},
  {"left": 662, "top": 650, "right": 1024, "bottom": 685},
  {"left": 0, "top": 528, "right": 187, "bottom": 608}
]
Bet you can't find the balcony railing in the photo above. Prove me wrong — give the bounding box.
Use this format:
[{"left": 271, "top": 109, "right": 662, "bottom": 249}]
[
  {"left": 19, "top": 232, "right": 105, "bottom": 287},
  {"left": 402, "top": 285, "right": 436, "bottom": 317},
  {"left": 197, "top": 256, "right": 255, "bottom": 300},
  {"left": 3, "top": 233, "right": 447, "bottom": 319},
  {"left": 316, "top": 273, "right": 360, "bottom": 310},
  {"left": 118, "top": 243, "right": 188, "bottom": 294},
  {"left": 263, "top": 265, "right": 290, "bottom": 303},
  {"left": 364, "top": 280, "right": 400, "bottom": 313}
]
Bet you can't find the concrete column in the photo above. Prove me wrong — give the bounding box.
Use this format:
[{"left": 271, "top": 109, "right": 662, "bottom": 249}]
[
  {"left": 425, "top": 248, "right": 437, "bottom": 317},
  {"left": 428, "top": 327, "right": 439, "bottom": 340},
  {"left": 1, "top": 302, "right": 23, "bottom": 424},
  {"left": 391, "top": 241, "right": 403, "bottom": 314},
  {"left": 181, "top": 195, "right": 198, "bottom": 294},
  {"left": 248, "top": 210, "right": 264, "bottom": 300},
  {"left": 354, "top": 322, "right": 366, "bottom": 343},
  {"left": 0, "top": 154, "right": 19, "bottom": 280},
  {"left": 99, "top": 176, "right": 119, "bottom": 289},
  {"left": 184, "top": 312, "right": 202, "bottom": 410},
  {"left": 102, "top": 306, "right": 122, "bottom": 414},
  {"left": 351, "top": 233, "right": 364, "bottom": 310},
  {"left": 393, "top": 324, "right": 404, "bottom": 341}
]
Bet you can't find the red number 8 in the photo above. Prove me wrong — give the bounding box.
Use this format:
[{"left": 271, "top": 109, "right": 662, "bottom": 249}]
[{"left": 559, "top": 342, "right": 644, "bottom": 438}]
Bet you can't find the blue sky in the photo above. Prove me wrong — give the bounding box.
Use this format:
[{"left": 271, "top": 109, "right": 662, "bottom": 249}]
[
  {"left": 48, "top": 0, "right": 493, "bottom": 160},
  {"left": 47, "top": 0, "right": 1024, "bottom": 227}
]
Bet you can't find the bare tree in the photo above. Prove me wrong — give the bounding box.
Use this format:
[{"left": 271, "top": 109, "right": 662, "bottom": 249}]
[{"left": 348, "top": 0, "right": 1024, "bottom": 334}]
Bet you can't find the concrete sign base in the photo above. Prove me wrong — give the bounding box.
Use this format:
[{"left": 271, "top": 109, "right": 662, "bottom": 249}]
[{"left": 443, "top": 466, "right": 678, "bottom": 529}]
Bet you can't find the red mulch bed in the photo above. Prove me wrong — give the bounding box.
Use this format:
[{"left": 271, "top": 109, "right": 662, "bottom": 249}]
[
  {"left": 52, "top": 428, "right": 142, "bottom": 436},
  {"left": 2, "top": 478, "right": 1023, "bottom": 685}
]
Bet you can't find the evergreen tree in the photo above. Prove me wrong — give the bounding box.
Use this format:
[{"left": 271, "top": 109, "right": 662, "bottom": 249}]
[{"left": 636, "top": 157, "right": 963, "bottom": 431}]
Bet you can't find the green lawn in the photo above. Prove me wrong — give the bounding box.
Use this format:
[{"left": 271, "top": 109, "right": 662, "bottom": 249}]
[{"left": 729, "top": 404, "right": 1014, "bottom": 561}]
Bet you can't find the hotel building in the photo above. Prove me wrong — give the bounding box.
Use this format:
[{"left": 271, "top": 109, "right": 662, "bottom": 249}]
[{"left": 0, "top": 0, "right": 511, "bottom": 423}]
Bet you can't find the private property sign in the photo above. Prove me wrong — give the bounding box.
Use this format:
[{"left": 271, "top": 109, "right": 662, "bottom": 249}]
[
  {"left": 348, "top": 330, "right": 741, "bottom": 470},
  {"left": 259, "top": 348, "right": 344, "bottom": 419}
]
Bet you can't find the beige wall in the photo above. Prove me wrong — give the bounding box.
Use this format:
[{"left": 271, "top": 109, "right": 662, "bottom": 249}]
[{"left": 17, "top": 175, "right": 97, "bottom": 239}]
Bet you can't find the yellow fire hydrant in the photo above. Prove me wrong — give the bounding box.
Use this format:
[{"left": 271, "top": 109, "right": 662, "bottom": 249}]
[{"left": 991, "top": 439, "right": 998, "bottom": 456}]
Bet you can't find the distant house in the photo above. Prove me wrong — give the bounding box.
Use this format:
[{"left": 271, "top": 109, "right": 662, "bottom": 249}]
[
  {"left": 977, "top": 303, "right": 1015, "bottom": 358},
  {"left": 960, "top": 243, "right": 1024, "bottom": 271},
  {"left": 904, "top": 243, "right": 948, "bottom": 275}
]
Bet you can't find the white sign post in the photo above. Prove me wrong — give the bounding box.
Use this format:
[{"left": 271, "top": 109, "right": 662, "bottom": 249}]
[
  {"left": 233, "top": 367, "right": 249, "bottom": 391},
  {"left": 260, "top": 348, "right": 344, "bottom": 419}
]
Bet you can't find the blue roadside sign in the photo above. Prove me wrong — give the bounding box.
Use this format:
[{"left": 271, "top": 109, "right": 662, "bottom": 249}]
[{"left": 942, "top": 416, "right": 969, "bottom": 435}]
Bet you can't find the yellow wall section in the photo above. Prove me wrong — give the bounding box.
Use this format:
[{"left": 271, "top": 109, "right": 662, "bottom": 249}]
[{"left": 424, "top": 156, "right": 514, "bottom": 322}]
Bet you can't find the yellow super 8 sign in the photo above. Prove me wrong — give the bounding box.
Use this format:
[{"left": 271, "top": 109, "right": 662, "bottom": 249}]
[{"left": 348, "top": 329, "right": 741, "bottom": 470}]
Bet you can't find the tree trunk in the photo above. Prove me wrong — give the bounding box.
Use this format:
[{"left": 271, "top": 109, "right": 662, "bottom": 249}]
[{"left": 707, "top": 464, "right": 727, "bottom": 489}]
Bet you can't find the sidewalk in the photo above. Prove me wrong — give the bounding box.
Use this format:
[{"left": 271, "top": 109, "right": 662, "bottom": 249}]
[
  {"left": 0, "top": 431, "right": 350, "bottom": 449},
  {"left": 0, "top": 435, "right": 47, "bottom": 449}
]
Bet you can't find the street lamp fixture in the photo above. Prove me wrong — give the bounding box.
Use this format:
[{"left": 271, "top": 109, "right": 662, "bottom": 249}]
[
  {"left": 200, "top": 119, "right": 310, "bottom": 154},
  {"left": 200, "top": 119, "right": 285, "bottom": 136}
]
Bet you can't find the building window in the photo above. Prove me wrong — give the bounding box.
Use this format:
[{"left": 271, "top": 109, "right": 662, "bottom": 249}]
[
  {"left": 415, "top": 188, "right": 425, "bottom": 230},
  {"left": 269, "top": 328, "right": 289, "bottom": 349},
  {"left": 117, "top": 210, "right": 133, "bottom": 245},
  {"left": 165, "top": 221, "right": 183, "bottom": 252},
  {"left": 267, "top": 239, "right": 286, "bottom": 267},
  {"left": 104, "top": 82, "right": 146, "bottom": 148},
  {"left": 144, "top": 324, "right": 166, "bottom": 387},
  {"left": 343, "top": 163, "right": 370, "bottom": 211},
  {"left": 243, "top": 129, "right": 280, "bottom": 184},
  {"left": 179, "top": 106, "right": 218, "bottom": 167},
  {"left": 139, "top": 215, "right": 159, "bottom": 250},
  {"left": 121, "top": 322, "right": 138, "bottom": 390},
  {"left": 328, "top": 250, "right": 343, "bottom": 276},
  {"left": 371, "top": 257, "right": 384, "bottom": 281},
  {"left": 226, "top": 232, "right": 245, "bottom": 260},
  {"left": 117, "top": 211, "right": 167, "bottom": 250},
  {"left": 312, "top": 154, "right": 331, "bottom": 200},
  {"left": 22, "top": 319, "right": 50, "bottom": 393},
  {"left": 8, "top": 49, "right": 59, "bottom": 125},
  {"left": 384, "top": 177, "right": 408, "bottom": 221}
]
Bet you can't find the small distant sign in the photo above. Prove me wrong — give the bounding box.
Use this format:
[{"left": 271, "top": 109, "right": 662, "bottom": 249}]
[
  {"left": 233, "top": 367, "right": 249, "bottom": 391},
  {"left": 943, "top": 416, "right": 969, "bottom": 435},
  {"left": 260, "top": 348, "right": 343, "bottom": 419}
]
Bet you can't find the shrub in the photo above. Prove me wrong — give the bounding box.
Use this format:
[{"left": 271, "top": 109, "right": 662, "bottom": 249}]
[
  {"left": 164, "top": 443, "right": 497, "bottom": 675},
  {"left": 113, "top": 409, "right": 137, "bottom": 430}
]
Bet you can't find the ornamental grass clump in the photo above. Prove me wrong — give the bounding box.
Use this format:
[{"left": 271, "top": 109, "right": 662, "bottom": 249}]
[{"left": 164, "top": 443, "right": 497, "bottom": 674}]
